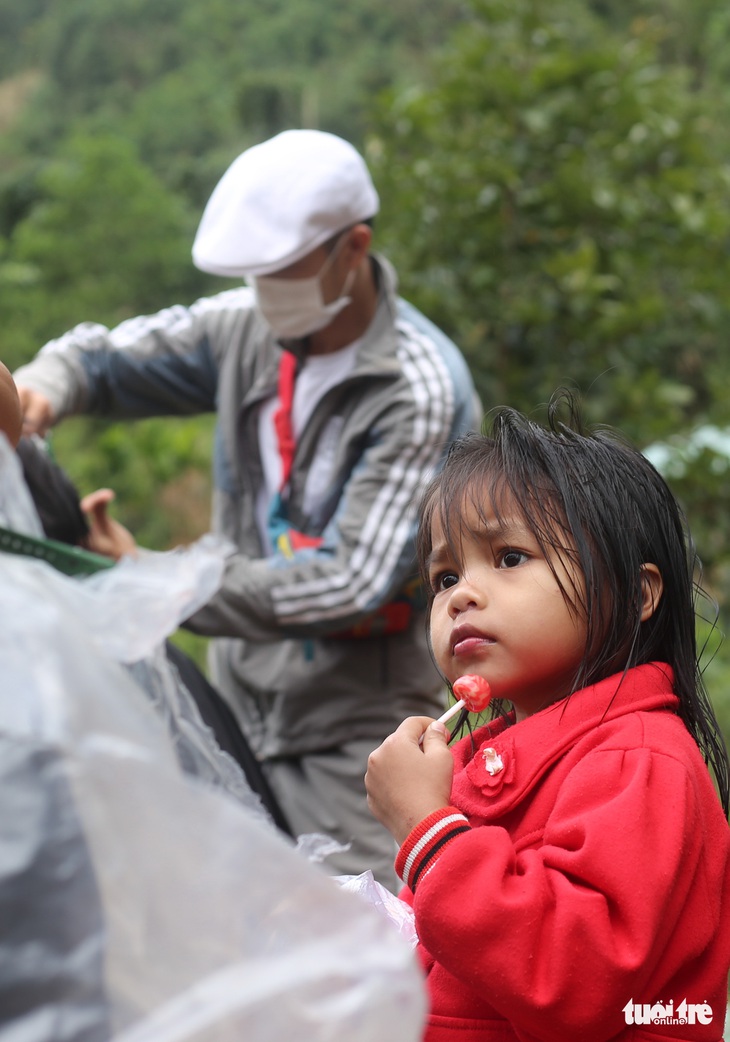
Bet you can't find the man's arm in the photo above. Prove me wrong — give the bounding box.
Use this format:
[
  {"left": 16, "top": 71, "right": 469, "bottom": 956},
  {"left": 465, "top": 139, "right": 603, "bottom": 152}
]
[{"left": 13, "top": 289, "right": 255, "bottom": 425}]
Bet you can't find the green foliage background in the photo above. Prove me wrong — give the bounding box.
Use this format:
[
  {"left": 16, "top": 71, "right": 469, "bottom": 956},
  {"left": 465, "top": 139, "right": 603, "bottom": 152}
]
[{"left": 1, "top": 0, "right": 729, "bottom": 742}]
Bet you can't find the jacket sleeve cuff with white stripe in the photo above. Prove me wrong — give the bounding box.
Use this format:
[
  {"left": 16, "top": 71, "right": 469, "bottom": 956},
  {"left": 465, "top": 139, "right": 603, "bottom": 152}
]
[{"left": 395, "top": 806, "right": 471, "bottom": 893}]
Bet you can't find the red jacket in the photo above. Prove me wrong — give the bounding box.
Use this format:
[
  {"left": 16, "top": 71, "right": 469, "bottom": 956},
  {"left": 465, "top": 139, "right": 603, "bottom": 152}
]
[{"left": 396, "top": 664, "right": 730, "bottom": 1042}]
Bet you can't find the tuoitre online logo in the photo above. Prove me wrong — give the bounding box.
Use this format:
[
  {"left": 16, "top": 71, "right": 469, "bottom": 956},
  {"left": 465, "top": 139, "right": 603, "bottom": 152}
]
[{"left": 622, "top": 999, "right": 714, "bottom": 1027}]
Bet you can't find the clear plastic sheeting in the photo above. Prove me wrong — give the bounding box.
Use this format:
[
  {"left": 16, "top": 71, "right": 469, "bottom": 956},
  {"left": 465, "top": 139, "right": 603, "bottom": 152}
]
[
  {"left": 0, "top": 454, "right": 427, "bottom": 1042},
  {"left": 127, "top": 647, "right": 266, "bottom": 813},
  {"left": 1, "top": 532, "right": 269, "bottom": 822},
  {"left": 0, "top": 434, "right": 45, "bottom": 536},
  {"left": 79, "top": 538, "right": 227, "bottom": 664},
  {"left": 336, "top": 871, "right": 419, "bottom": 949}
]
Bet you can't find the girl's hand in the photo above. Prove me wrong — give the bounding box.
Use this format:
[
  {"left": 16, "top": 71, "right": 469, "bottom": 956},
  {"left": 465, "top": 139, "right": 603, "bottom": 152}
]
[{"left": 365, "top": 716, "right": 455, "bottom": 845}]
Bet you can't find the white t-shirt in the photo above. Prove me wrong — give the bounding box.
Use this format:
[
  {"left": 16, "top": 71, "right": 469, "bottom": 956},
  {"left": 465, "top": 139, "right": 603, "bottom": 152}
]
[{"left": 256, "top": 342, "right": 360, "bottom": 551}]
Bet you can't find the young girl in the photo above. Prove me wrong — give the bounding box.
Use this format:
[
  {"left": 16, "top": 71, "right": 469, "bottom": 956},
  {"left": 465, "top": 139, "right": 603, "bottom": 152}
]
[{"left": 365, "top": 400, "right": 730, "bottom": 1042}]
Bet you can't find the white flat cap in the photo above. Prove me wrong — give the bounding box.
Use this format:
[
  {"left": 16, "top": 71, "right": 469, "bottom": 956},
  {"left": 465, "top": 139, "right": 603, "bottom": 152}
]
[{"left": 192, "top": 129, "right": 380, "bottom": 277}]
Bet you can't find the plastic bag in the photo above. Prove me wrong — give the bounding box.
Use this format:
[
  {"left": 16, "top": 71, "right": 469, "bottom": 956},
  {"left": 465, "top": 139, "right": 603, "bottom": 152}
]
[
  {"left": 0, "top": 447, "right": 427, "bottom": 1042},
  {"left": 0, "top": 435, "right": 45, "bottom": 536},
  {"left": 336, "top": 870, "right": 418, "bottom": 949}
]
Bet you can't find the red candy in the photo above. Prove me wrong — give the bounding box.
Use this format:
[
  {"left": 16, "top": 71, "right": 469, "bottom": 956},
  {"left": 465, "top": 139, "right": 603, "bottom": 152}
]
[
  {"left": 452, "top": 674, "right": 492, "bottom": 712},
  {"left": 425, "top": 673, "right": 493, "bottom": 742}
]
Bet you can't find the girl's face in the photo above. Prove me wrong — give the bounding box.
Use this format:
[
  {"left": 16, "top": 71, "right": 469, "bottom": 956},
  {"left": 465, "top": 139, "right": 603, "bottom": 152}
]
[{"left": 427, "top": 490, "right": 588, "bottom": 721}]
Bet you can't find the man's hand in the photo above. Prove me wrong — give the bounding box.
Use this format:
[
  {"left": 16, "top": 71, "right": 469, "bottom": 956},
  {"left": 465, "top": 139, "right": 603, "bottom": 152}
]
[
  {"left": 17, "top": 386, "right": 55, "bottom": 437},
  {"left": 365, "top": 716, "right": 455, "bottom": 845},
  {"left": 80, "top": 488, "right": 138, "bottom": 561}
]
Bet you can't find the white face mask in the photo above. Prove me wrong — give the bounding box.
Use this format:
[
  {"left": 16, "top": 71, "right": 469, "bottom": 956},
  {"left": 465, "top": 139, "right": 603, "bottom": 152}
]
[{"left": 251, "top": 235, "right": 355, "bottom": 339}]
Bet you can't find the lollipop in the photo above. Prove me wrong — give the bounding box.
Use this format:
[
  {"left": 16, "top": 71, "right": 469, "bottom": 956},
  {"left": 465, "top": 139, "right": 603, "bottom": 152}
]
[
  {"left": 440, "top": 674, "right": 492, "bottom": 725},
  {"left": 420, "top": 675, "right": 492, "bottom": 745}
]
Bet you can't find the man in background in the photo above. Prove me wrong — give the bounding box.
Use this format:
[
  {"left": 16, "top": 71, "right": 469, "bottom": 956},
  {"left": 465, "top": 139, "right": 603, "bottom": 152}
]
[{"left": 15, "top": 129, "right": 480, "bottom": 888}]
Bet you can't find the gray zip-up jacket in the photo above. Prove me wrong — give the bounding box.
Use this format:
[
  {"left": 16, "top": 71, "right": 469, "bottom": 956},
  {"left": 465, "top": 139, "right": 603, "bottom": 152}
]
[{"left": 14, "top": 257, "right": 481, "bottom": 757}]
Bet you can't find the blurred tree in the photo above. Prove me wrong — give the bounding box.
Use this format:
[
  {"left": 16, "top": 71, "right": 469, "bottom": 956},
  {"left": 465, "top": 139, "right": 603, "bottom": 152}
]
[
  {"left": 37, "top": 0, "right": 184, "bottom": 106},
  {"left": 0, "top": 0, "right": 52, "bottom": 74},
  {"left": 370, "top": 0, "right": 730, "bottom": 448},
  {"left": 0, "top": 133, "right": 214, "bottom": 551},
  {"left": 3, "top": 132, "right": 198, "bottom": 360},
  {"left": 49, "top": 414, "right": 215, "bottom": 551},
  {"left": 1, "top": 0, "right": 471, "bottom": 219},
  {"left": 588, "top": 0, "right": 730, "bottom": 85}
]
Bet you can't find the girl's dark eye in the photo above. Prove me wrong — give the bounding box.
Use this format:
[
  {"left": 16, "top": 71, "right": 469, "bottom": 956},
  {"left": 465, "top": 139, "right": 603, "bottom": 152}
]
[
  {"left": 501, "top": 549, "right": 527, "bottom": 568},
  {"left": 433, "top": 571, "right": 459, "bottom": 592}
]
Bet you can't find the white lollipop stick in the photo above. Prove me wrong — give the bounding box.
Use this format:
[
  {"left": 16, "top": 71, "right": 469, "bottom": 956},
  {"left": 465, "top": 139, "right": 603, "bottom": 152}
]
[
  {"left": 419, "top": 675, "right": 491, "bottom": 745},
  {"left": 434, "top": 698, "right": 471, "bottom": 728}
]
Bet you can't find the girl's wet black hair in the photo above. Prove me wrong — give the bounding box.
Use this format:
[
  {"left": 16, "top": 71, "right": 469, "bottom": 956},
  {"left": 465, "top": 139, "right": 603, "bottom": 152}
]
[{"left": 417, "top": 392, "right": 729, "bottom": 815}]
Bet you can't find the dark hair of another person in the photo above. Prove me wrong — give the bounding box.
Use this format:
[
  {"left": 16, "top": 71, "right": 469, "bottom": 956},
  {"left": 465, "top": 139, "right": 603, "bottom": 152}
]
[
  {"left": 16, "top": 437, "right": 89, "bottom": 545},
  {"left": 416, "top": 393, "right": 729, "bottom": 816}
]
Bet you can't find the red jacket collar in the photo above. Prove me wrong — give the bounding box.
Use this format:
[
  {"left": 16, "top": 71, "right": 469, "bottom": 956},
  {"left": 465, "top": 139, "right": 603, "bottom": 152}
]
[{"left": 451, "top": 662, "right": 678, "bottom": 815}]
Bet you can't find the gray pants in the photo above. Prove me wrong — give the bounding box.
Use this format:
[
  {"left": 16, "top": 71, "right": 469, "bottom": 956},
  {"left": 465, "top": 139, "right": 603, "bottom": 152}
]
[{"left": 263, "top": 737, "right": 399, "bottom": 893}]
